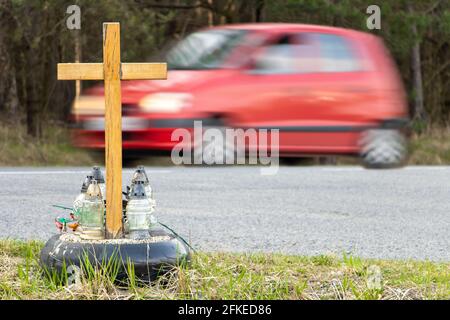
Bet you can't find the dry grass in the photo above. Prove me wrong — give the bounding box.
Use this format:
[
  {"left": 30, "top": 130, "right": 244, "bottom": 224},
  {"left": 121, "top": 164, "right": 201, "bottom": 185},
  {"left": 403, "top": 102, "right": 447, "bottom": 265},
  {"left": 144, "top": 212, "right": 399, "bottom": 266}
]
[
  {"left": 408, "top": 127, "right": 450, "bottom": 165},
  {"left": 0, "top": 122, "right": 93, "bottom": 166},
  {"left": 0, "top": 240, "right": 448, "bottom": 300}
]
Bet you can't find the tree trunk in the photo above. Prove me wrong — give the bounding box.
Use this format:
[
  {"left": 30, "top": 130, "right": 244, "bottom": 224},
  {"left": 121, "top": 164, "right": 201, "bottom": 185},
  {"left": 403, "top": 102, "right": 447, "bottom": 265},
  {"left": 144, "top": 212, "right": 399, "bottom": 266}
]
[
  {"left": 255, "top": 0, "right": 265, "bottom": 22},
  {"left": 207, "top": 0, "right": 213, "bottom": 26},
  {"left": 24, "top": 31, "right": 42, "bottom": 137},
  {"left": 25, "top": 54, "right": 41, "bottom": 137},
  {"left": 0, "top": 0, "right": 20, "bottom": 120},
  {"left": 409, "top": 4, "right": 427, "bottom": 122},
  {"left": 411, "top": 32, "right": 426, "bottom": 121}
]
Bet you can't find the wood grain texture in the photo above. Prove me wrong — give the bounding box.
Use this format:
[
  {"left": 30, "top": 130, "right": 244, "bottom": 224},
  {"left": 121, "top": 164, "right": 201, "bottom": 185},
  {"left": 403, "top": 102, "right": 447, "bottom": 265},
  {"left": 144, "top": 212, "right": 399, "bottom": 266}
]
[
  {"left": 57, "top": 62, "right": 167, "bottom": 80},
  {"left": 103, "top": 22, "right": 123, "bottom": 239},
  {"left": 57, "top": 63, "right": 103, "bottom": 80},
  {"left": 121, "top": 63, "right": 167, "bottom": 80}
]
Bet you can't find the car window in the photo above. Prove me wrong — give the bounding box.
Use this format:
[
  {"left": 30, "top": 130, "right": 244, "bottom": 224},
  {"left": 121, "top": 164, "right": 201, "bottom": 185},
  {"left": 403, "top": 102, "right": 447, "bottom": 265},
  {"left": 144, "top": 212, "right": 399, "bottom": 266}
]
[
  {"left": 316, "top": 33, "right": 360, "bottom": 72},
  {"left": 252, "top": 33, "right": 319, "bottom": 74},
  {"left": 252, "top": 32, "right": 360, "bottom": 74},
  {"left": 166, "top": 29, "right": 247, "bottom": 70}
]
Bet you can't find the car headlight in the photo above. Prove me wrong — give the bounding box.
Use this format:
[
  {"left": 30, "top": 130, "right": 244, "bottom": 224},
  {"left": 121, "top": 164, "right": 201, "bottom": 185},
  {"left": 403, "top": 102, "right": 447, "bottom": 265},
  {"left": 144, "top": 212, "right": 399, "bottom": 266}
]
[
  {"left": 72, "top": 96, "right": 105, "bottom": 115},
  {"left": 138, "top": 93, "right": 192, "bottom": 113}
]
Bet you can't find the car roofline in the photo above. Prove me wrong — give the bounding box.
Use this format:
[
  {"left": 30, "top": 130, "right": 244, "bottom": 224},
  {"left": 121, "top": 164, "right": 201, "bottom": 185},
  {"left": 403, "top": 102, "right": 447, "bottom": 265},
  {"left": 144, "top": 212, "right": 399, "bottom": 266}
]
[{"left": 203, "top": 23, "right": 375, "bottom": 39}]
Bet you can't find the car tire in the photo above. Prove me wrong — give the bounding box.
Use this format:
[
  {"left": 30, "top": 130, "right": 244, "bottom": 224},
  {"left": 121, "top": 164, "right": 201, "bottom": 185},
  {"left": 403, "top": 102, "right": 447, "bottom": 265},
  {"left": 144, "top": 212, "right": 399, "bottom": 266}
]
[
  {"left": 359, "top": 129, "right": 408, "bottom": 169},
  {"left": 192, "top": 126, "right": 237, "bottom": 166}
]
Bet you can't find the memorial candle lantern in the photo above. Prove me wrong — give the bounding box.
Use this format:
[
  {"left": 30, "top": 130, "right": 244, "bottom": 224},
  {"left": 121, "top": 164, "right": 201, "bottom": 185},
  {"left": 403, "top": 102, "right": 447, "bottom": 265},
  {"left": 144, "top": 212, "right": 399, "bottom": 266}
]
[
  {"left": 73, "top": 174, "right": 94, "bottom": 219},
  {"left": 78, "top": 180, "right": 105, "bottom": 240},
  {"left": 125, "top": 177, "right": 157, "bottom": 239}
]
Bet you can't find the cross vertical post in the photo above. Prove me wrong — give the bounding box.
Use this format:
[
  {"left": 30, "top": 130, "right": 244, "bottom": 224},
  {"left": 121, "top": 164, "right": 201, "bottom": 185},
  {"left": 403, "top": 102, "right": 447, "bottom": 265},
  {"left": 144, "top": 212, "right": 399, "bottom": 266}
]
[{"left": 103, "top": 23, "right": 123, "bottom": 238}]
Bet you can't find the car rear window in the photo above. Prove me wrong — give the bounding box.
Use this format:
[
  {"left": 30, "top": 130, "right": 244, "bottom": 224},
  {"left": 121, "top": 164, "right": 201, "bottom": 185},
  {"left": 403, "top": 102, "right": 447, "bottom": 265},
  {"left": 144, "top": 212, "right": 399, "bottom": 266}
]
[{"left": 253, "top": 32, "right": 361, "bottom": 74}]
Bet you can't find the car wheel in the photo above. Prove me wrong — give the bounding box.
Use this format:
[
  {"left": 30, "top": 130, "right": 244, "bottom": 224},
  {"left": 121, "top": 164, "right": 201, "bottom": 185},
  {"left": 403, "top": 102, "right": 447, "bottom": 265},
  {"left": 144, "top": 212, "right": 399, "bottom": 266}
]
[
  {"left": 192, "top": 126, "right": 237, "bottom": 165},
  {"left": 359, "top": 129, "right": 408, "bottom": 169}
]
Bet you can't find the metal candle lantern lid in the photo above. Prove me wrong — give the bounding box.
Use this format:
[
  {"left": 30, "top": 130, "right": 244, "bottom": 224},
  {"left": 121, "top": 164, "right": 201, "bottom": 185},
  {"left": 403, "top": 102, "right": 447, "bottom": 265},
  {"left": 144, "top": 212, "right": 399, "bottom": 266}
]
[
  {"left": 91, "top": 166, "right": 105, "bottom": 184},
  {"left": 137, "top": 165, "right": 150, "bottom": 182},
  {"left": 131, "top": 168, "right": 148, "bottom": 185},
  {"left": 86, "top": 179, "right": 103, "bottom": 200},
  {"left": 80, "top": 175, "right": 94, "bottom": 193},
  {"left": 128, "top": 179, "right": 147, "bottom": 199}
]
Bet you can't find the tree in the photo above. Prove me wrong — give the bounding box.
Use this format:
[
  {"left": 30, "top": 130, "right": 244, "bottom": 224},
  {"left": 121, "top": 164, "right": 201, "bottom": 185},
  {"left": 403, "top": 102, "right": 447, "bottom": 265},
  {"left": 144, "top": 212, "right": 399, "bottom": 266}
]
[{"left": 0, "top": 0, "right": 20, "bottom": 120}]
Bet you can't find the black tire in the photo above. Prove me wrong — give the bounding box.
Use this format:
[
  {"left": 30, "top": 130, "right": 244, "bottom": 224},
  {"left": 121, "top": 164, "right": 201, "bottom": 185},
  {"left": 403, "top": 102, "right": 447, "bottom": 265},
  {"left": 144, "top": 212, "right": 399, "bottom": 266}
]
[
  {"left": 40, "top": 230, "right": 191, "bottom": 284},
  {"left": 279, "top": 157, "right": 315, "bottom": 166}
]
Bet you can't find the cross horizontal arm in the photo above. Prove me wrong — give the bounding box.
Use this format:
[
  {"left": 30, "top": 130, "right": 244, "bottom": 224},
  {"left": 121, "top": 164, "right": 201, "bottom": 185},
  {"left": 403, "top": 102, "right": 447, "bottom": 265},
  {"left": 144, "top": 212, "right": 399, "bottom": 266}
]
[
  {"left": 58, "top": 63, "right": 103, "bottom": 80},
  {"left": 121, "top": 63, "right": 167, "bottom": 80},
  {"left": 57, "top": 63, "right": 167, "bottom": 80}
]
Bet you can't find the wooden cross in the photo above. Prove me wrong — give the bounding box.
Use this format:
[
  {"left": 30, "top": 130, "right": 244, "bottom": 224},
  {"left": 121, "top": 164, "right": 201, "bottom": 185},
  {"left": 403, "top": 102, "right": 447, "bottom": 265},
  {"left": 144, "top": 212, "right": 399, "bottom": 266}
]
[{"left": 58, "top": 22, "right": 167, "bottom": 239}]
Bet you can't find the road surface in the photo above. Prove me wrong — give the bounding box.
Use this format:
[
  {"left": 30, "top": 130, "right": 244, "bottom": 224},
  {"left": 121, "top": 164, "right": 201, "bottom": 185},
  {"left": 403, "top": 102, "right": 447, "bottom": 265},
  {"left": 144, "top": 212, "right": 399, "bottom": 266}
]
[{"left": 0, "top": 166, "right": 448, "bottom": 261}]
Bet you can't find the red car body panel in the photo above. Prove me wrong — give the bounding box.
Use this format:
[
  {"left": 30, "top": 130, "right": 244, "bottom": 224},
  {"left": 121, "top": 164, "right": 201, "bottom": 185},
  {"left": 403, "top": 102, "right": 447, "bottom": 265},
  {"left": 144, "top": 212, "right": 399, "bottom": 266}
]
[{"left": 71, "top": 23, "right": 408, "bottom": 156}]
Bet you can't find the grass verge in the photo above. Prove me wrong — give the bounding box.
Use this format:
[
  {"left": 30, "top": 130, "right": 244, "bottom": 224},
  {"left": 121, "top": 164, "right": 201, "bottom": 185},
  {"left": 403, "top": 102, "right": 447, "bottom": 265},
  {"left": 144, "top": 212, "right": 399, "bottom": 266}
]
[
  {"left": 0, "top": 239, "right": 448, "bottom": 300},
  {"left": 408, "top": 127, "right": 450, "bottom": 165},
  {"left": 0, "top": 122, "right": 93, "bottom": 166}
]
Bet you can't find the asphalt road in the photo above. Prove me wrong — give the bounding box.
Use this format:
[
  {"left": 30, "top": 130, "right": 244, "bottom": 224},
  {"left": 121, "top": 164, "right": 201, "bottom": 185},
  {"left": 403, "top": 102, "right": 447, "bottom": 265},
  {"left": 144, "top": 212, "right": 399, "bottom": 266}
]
[{"left": 0, "top": 166, "right": 448, "bottom": 261}]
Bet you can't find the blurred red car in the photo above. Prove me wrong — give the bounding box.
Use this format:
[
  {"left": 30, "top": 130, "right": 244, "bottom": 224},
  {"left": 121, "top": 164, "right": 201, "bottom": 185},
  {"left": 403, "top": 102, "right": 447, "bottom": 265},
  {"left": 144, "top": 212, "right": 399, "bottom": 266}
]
[{"left": 72, "top": 23, "right": 409, "bottom": 168}]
